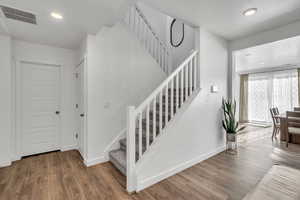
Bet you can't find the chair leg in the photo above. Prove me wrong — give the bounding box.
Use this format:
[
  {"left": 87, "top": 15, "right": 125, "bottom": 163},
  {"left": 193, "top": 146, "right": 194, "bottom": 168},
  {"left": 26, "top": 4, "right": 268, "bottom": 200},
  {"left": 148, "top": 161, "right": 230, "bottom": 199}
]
[
  {"left": 272, "top": 127, "right": 276, "bottom": 140},
  {"left": 286, "top": 133, "right": 289, "bottom": 147},
  {"left": 275, "top": 128, "right": 279, "bottom": 139}
]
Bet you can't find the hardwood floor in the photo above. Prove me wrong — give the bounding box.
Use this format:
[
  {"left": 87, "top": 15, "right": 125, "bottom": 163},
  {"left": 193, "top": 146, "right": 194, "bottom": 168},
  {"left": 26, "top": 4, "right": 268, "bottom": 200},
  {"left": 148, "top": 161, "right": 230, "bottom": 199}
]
[{"left": 1, "top": 128, "right": 300, "bottom": 200}]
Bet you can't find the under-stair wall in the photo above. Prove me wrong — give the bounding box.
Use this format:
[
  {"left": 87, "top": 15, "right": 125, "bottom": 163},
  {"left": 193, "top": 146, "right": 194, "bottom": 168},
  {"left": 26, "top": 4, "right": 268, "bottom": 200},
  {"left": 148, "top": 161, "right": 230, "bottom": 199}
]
[
  {"left": 136, "top": 29, "right": 228, "bottom": 191},
  {"left": 131, "top": 28, "right": 228, "bottom": 192},
  {"left": 84, "top": 22, "right": 167, "bottom": 166}
]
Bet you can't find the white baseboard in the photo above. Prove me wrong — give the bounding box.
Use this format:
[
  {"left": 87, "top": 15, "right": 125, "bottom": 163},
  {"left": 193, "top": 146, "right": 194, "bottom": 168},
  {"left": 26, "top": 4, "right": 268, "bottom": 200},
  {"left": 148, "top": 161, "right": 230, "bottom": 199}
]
[
  {"left": 136, "top": 145, "right": 226, "bottom": 192},
  {"left": 103, "top": 129, "right": 126, "bottom": 154},
  {"left": 61, "top": 144, "right": 78, "bottom": 152},
  {"left": 84, "top": 156, "right": 108, "bottom": 167},
  {"left": 0, "top": 160, "right": 12, "bottom": 168},
  {"left": 83, "top": 129, "right": 126, "bottom": 167}
]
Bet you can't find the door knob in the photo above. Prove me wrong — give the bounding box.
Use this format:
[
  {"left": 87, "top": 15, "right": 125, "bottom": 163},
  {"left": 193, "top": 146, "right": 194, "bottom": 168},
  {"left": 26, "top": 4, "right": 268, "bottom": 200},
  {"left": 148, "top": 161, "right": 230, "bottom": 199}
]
[
  {"left": 55, "top": 111, "right": 60, "bottom": 115},
  {"left": 80, "top": 113, "right": 84, "bottom": 117}
]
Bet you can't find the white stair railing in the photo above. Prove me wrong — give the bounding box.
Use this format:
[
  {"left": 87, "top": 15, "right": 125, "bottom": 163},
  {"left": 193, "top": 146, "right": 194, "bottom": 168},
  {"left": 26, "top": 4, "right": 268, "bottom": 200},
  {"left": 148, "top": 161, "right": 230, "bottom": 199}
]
[
  {"left": 124, "top": 5, "right": 171, "bottom": 74},
  {"left": 126, "top": 51, "right": 199, "bottom": 192}
]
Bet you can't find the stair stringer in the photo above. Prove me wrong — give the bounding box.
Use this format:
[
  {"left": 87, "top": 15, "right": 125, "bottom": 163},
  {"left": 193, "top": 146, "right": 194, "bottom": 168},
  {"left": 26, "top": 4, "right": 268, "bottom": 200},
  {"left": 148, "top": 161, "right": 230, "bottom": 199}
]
[{"left": 134, "top": 88, "right": 201, "bottom": 191}]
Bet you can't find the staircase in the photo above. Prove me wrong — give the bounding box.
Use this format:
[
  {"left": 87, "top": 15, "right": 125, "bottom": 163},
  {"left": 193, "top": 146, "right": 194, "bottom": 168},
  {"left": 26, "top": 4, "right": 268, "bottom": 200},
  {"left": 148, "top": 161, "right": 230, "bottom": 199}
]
[{"left": 109, "top": 4, "right": 199, "bottom": 192}]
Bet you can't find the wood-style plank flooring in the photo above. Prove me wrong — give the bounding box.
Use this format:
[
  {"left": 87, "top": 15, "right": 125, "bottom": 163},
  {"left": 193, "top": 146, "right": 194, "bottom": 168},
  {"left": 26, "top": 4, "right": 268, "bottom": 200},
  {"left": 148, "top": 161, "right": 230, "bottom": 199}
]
[{"left": 1, "top": 127, "right": 300, "bottom": 200}]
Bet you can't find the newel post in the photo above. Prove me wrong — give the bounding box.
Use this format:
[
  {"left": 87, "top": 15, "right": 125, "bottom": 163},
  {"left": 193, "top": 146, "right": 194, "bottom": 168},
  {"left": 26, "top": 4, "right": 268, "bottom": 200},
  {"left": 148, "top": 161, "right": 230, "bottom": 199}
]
[{"left": 126, "top": 106, "right": 136, "bottom": 193}]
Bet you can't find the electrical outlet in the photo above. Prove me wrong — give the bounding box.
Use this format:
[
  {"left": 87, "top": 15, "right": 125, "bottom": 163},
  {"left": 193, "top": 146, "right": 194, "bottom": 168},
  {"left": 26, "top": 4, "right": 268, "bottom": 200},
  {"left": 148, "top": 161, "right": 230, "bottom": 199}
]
[{"left": 75, "top": 133, "right": 78, "bottom": 139}]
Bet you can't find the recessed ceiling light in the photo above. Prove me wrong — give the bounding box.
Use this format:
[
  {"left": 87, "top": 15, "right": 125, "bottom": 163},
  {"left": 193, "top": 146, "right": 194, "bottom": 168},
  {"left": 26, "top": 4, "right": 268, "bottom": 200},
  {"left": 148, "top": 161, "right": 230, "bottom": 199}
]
[
  {"left": 243, "top": 8, "right": 258, "bottom": 16},
  {"left": 51, "top": 12, "right": 63, "bottom": 20}
]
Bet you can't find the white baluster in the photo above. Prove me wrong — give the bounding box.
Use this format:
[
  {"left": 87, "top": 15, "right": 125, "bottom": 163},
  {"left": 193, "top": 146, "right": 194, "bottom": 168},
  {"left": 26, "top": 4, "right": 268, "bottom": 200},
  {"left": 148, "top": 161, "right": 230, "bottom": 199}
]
[
  {"left": 165, "top": 84, "right": 168, "bottom": 124},
  {"left": 153, "top": 98, "right": 156, "bottom": 141},
  {"left": 157, "top": 39, "right": 160, "bottom": 66},
  {"left": 162, "top": 47, "right": 165, "bottom": 72},
  {"left": 159, "top": 92, "right": 163, "bottom": 133},
  {"left": 129, "top": 7, "right": 133, "bottom": 30},
  {"left": 126, "top": 106, "right": 136, "bottom": 193},
  {"left": 166, "top": 51, "right": 169, "bottom": 74},
  {"left": 171, "top": 79, "right": 174, "bottom": 118},
  {"left": 155, "top": 38, "right": 157, "bottom": 62},
  {"left": 189, "top": 61, "right": 192, "bottom": 95},
  {"left": 144, "top": 25, "right": 148, "bottom": 51},
  {"left": 194, "top": 56, "right": 197, "bottom": 90},
  {"left": 138, "top": 112, "right": 142, "bottom": 159},
  {"left": 143, "top": 21, "right": 147, "bottom": 48},
  {"left": 138, "top": 16, "right": 141, "bottom": 41},
  {"left": 181, "top": 69, "right": 184, "bottom": 105},
  {"left": 185, "top": 65, "right": 188, "bottom": 99},
  {"left": 165, "top": 52, "right": 168, "bottom": 74},
  {"left": 133, "top": 8, "right": 137, "bottom": 34},
  {"left": 176, "top": 74, "right": 179, "bottom": 109},
  {"left": 146, "top": 105, "right": 150, "bottom": 149},
  {"left": 151, "top": 35, "right": 154, "bottom": 58}
]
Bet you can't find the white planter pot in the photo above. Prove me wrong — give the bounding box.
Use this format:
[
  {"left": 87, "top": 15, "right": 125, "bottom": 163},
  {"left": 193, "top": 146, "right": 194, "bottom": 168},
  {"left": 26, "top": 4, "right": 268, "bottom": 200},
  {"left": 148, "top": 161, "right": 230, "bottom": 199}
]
[{"left": 227, "top": 133, "right": 237, "bottom": 142}]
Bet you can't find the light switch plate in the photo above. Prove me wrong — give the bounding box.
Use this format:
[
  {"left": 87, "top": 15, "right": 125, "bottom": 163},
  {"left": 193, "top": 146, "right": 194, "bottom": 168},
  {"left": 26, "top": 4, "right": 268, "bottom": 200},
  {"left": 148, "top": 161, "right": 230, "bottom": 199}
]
[{"left": 211, "top": 85, "right": 219, "bottom": 93}]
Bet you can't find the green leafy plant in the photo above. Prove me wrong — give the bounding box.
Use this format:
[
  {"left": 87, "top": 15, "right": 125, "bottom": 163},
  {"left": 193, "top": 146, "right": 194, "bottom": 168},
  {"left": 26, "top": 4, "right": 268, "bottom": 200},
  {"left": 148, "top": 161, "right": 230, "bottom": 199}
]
[{"left": 222, "top": 98, "right": 245, "bottom": 134}]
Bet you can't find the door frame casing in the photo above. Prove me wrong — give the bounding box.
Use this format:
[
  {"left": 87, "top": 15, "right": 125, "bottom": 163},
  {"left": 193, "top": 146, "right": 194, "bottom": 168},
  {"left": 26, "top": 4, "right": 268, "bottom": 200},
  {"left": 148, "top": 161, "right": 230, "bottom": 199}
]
[
  {"left": 73, "top": 56, "right": 88, "bottom": 161},
  {"left": 14, "top": 59, "right": 63, "bottom": 160}
]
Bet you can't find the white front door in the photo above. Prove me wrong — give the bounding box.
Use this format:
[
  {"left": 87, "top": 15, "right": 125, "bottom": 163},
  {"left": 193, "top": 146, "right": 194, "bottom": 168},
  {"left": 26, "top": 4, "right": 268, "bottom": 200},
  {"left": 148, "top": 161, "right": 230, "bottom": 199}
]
[{"left": 20, "top": 62, "right": 61, "bottom": 156}]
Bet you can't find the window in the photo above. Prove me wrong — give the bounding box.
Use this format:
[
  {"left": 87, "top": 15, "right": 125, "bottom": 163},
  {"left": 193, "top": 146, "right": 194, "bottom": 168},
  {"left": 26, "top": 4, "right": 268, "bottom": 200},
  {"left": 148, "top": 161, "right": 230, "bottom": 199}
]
[{"left": 248, "top": 70, "right": 298, "bottom": 123}]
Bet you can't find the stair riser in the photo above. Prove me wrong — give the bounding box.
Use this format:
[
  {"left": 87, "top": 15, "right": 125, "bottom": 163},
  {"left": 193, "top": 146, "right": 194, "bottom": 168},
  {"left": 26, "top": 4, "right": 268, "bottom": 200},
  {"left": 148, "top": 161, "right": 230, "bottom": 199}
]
[{"left": 109, "top": 156, "right": 126, "bottom": 175}]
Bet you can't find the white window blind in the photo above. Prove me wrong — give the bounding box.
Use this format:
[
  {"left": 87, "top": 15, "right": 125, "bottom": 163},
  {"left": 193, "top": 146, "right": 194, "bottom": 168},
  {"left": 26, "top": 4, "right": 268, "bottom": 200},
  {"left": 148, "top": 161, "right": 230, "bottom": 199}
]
[{"left": 248, "top": 69, "right": 299, "bottom": 123}]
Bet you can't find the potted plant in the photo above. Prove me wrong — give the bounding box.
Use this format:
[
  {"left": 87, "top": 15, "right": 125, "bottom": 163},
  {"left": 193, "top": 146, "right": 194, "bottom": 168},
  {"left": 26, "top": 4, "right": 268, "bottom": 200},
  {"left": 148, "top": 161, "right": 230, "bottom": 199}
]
[{"left": 222, "top": 98, "right": 245, "bottom": 143}]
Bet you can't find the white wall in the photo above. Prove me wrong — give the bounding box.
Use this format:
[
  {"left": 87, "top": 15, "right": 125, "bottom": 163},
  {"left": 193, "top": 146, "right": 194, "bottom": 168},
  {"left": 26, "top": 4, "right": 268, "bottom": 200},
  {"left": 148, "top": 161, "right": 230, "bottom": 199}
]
[
  {"left": 12, "top": 40, "right": 77, "bottom": 159},
  {"left": 0, "top": 35, "right": 12, "bottom": 167},
  {"left": 167, "top": 17, "right": 195, "bottom": 70},
  {"left": 85, "top": 22, "right": 166, "bottom": 164},
  {"left": 230, "top": 20, "right": 300, "bottom": 52},
  {"left": 76, "top": 37, "right": 88, "bottom": 64},
  {"left": 136, "top": 28, "right": 228, "bottom": 191}
]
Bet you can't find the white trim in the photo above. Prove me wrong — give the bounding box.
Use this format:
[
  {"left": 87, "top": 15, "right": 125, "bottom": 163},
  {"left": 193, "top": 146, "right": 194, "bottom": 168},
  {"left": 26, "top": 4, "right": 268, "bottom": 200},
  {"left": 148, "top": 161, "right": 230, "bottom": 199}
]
[
  {"left": 0, "top": 160, "right": 12, "bottom": 168},
  {"left": 83, "top": 55, "right": 88, "bottom": 161},
  {"left": 0, "top": 9, "right": 9, "bottom": 34},
  {"left": 61, "top": 144, "right": 78, "bottom": 152},
  {"left": 136, "top": 145, "right": 226, "bottom": 192},
  {"left": 74, "top": 61, "right": 85, "bottom": 159},
  {"left": 238, "top": 63, "right": 300, "bottom": 75},
  {"left": 83, "top": 129, "right": 126, "bottom": 167},
  {"left": 103, "top": 129, "right": 126, "bottom": 158},
  {"left": 84, "top": 156, "right": 108, "bottom": 167}
]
